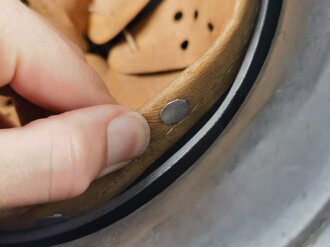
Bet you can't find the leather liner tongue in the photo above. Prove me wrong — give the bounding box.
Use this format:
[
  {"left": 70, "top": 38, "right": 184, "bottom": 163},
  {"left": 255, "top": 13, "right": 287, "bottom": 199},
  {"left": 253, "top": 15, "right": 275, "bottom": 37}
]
[
  {"left": 88, "top": 0, "right": 150, "bottom": 44},
  {"left": 108, "top": 0, "right": 235, "bottom": 75}
]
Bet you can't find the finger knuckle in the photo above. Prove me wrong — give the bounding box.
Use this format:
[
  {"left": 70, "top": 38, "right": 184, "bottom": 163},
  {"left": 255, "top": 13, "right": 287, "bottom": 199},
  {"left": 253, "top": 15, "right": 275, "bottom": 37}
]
[
  {"left": 48, "top": 123, "right": 92, "bottom": 201},
  {"left": 64, "top": 128, "right": 91, "bottom": 199}
]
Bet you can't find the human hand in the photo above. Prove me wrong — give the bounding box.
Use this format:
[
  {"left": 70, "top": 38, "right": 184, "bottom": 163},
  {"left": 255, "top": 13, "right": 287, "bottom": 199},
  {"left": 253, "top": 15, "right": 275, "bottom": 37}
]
[{"left": 0, "top": 0, "right": 150, "bottom": 210}]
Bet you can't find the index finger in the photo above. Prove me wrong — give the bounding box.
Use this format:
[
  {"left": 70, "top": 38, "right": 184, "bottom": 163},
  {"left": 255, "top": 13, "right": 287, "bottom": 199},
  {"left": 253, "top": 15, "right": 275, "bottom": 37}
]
[{"left": 0, "top": 0, "right": 113, "bottom": 112}]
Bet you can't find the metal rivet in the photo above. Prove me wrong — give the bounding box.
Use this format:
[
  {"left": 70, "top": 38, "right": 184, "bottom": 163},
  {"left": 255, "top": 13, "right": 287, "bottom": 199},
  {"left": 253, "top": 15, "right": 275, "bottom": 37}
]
[{"left": 160, "top": 99, "right": 190, "bottom": 125}]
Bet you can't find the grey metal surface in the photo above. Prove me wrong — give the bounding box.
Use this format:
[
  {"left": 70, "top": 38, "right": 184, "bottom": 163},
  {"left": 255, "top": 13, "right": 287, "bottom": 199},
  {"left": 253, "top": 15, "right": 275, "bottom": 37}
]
[
  {"left": 160, "top": 99, "right": 190, "bottom": 125},
  {"left": 305, "top": 220, "right": 330, "bottom": 247},
  {"left": 60, "top": 0, "right": 330, "bottom": 246}
]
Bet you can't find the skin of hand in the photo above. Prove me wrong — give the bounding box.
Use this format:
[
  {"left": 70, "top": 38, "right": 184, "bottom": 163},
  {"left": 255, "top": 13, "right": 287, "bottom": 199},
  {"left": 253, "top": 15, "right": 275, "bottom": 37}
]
[{"left": 0, "top": 0, "right": 150, "bottom": 210}]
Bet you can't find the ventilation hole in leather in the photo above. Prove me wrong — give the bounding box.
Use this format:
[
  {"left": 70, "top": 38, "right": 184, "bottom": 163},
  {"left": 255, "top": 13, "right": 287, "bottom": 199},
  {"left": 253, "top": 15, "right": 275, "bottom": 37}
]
[
  {"left": 208, "top": 23, "right": 214, "bottom": 32},
  {"left": 174, "top": 11, "right": 183, "bottom": 21},
  {"left": 194, "top": 10, "right": 199, "bottom": 20},
  {"left": 181, "top": 40, "right": 189, "bottom": 50}
]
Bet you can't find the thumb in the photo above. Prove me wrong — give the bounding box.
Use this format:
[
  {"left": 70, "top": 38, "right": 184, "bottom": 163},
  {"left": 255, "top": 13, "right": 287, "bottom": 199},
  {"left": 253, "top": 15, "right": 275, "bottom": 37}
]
[{"left": 0, "top": 105, "right": 150, "bottom": 209}]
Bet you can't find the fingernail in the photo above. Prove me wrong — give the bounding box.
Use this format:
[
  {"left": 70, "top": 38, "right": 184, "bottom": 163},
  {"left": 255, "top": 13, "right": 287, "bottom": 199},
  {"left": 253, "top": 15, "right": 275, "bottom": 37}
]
[{"left": 104, "top": 112, "right": 150, "bottom": 175}]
